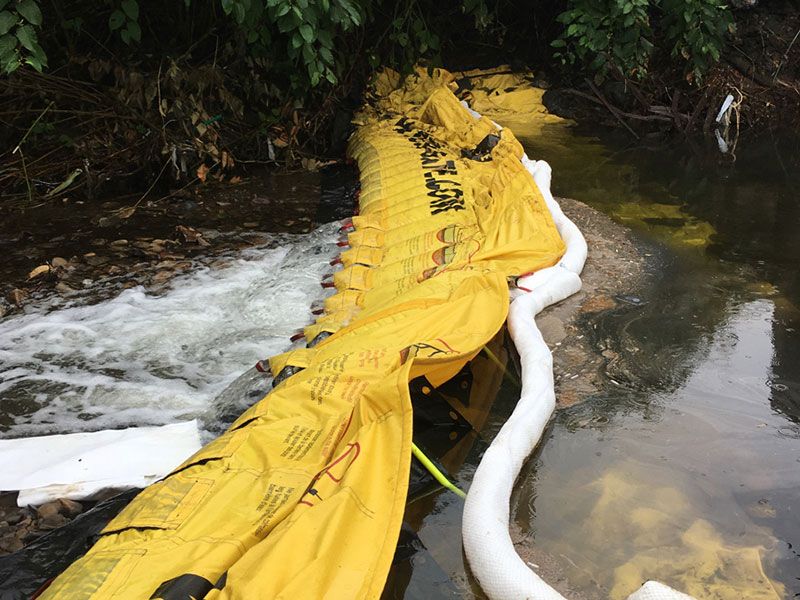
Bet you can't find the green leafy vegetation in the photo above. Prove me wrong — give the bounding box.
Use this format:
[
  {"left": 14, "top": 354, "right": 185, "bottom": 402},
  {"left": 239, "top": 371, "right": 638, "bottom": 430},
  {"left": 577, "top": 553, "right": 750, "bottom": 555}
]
[
  {"left": 554, "top": 0, "right": 735, "bottom": 83},
  {"left": 1, "top": 1, "right": 737, "bottom": 85},
  {"left": 0, "top": 0, "right": 480, "bottom": 93},
  {"left": 108, "top": 0, "right": 141, "bottom": 45},
  {"left": 0, "top": 1, "right": 495, "bottom": 201},
  {"left": 0, "top": 0, "right": 47, "bottom": 73},
  {"left": 661, "top": 0, "right": 734, "bottom": 83},
  {"left": 0, "top": 0, "right": 741, "bottom": 202},
  {"left": 553, "top": 0, "right": 653, "bottom": 81}
]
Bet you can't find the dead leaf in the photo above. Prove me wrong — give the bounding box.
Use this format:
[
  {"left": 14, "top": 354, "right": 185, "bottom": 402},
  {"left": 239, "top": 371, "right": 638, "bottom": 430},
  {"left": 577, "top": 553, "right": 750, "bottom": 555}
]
[
  {"left": 197, "top": 163, "right": 210, "bottom": 183},
  {"left": 175, "top": 225, "right": 207, "bottom": 244},
  {"left": 152, "top": 271, "right": 173, "bottom": 284},
  {"left": 8, "top": 288, "right": 27, "bottom": 306},
  {"left": 28, "top": 265, "right": 51, "bottom": 280},
  {"left": 116, "top": 206, "right": 137, "bottom": 219},
  {"left": 229, "top": 176, "right": 242, "bottom": 184}
]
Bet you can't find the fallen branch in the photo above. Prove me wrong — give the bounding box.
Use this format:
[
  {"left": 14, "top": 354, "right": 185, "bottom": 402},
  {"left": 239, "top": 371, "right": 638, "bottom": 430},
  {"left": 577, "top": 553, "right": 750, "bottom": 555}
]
[
  {"left": 685, "top": 91, "right": 708, "bottom": 132},
  {"left": 647, "top": 105, "right": 690, "bottom": 121},
  {"left": 585, "top": 80, "right": 639, "bottom": 138},
  {"left": 773, "top": 27, "right": 800, "bottom": 83},
  {"left": 671, "top": 89, "right": 683, "bottom": 133},
  {"left": 11, "top": 101, "right": 54, "bottom": 154},
  {"left": 726, "top": 54, "right": 789, "bottom": 89},
  {"left": 564, "top": 88, "right": 672, "bottom": 123}
]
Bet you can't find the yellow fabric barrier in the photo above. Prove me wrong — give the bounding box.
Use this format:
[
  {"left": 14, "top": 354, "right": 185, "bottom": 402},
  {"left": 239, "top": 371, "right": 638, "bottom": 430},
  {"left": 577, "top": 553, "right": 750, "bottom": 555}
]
[
  {"left": 455, "top": 67, "right": 569, "bottom": 140},
  {"left": 42, "top": 67, "right": 565, "bottom": 599}
]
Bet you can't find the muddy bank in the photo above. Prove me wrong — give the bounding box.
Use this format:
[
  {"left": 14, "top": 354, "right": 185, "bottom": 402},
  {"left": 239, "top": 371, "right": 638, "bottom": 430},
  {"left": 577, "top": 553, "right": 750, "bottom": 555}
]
[
  {"left": 538, "top": 197, "right": 647, "bottom": 409},
  {"left": 539, "top": 2, "right": 800, "bottom": 157}
]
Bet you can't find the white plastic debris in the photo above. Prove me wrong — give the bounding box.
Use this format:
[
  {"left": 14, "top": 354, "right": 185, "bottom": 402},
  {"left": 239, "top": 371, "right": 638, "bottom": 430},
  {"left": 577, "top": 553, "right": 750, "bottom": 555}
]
[
  {"left": 715, "top": 93, "right": 735, "bottom": 124},
  {"left": 0, "top": 420, "right": 202, "bottom": 506}
]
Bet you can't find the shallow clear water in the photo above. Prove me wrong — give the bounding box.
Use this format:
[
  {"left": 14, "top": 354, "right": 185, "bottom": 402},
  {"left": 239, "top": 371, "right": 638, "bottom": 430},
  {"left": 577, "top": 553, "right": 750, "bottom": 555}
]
[
  {"left": 394, "top": 128, "right": 800, "bottom": 599},
  {"left": 520, "top": 297, "right": 800, "bottom": 599},
  {"left": 512, "top": 125, "right": 800, "bottom": 598}
]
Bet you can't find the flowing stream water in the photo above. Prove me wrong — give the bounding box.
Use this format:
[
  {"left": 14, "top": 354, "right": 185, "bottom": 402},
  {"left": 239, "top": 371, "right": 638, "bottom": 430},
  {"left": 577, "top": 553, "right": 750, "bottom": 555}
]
[
  {"left": 0, "top": 222, "right": 341, "bottom": 438},
  {"left": 0, "top": 123, "right": 798, "bottom": 599}
]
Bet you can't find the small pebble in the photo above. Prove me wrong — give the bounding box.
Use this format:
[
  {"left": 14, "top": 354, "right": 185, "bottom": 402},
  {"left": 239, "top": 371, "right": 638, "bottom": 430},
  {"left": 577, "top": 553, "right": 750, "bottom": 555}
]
[
  {"left": 38, "top": 513, "right": 68, "bottom": 530},
  {"left": 58, "top": 498, "right": 83, "bottom": 518},
  {"left": 37, "top": 501, "right": 61, "bottom": 520}
]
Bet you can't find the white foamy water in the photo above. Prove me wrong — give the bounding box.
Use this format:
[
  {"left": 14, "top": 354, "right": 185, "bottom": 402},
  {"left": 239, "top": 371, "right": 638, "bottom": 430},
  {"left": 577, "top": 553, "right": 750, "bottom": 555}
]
[{"left": 0, "top": 222, "right": 341, "bottom": 438}]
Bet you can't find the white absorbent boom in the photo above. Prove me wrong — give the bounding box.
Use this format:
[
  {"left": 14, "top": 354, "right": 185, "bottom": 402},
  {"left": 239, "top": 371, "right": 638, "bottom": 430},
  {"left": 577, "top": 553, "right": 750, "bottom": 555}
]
[{"left": 459, "top": 123, "right": 694, "bottom": 600}]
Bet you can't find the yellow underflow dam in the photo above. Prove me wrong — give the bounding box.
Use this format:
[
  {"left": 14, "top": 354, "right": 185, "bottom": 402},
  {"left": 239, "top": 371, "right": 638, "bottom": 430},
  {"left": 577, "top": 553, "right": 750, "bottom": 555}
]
[{"left": 39, "top": 68, "right": 783, "bottom": 600}]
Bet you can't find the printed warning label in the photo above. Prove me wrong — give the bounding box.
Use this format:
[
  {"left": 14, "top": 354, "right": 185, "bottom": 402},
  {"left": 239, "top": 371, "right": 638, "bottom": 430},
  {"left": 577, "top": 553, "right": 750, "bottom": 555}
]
[
  {"left": 255, "top": 483, "right": 295, "bottom": 536},
  {"left": 281, "top": 425, "right": 323, "bottom": 461},
  {"left": 310, "top": 373, "right": 339, "bottom": 405},
  {"left": 358, "top": 348, "right": 386, "bottom": 370},
  {"left": 318, "top": 353, "right": 351, "bottom": 373},
  {"left": 342, "top": 375, "right": 368, "bottom": 403}
]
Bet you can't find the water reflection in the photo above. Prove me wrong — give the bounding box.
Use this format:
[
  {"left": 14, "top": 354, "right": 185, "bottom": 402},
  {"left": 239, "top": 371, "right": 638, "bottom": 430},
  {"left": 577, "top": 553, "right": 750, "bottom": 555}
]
[
  {"left": 393, "top": 125, "right": 800, "bottom": 598},
  {"left": 506, "top": 125, "right": 800, "bottom": 598},
  {"left": 520, "top": 299, "right": 796, "bottom": 598},
  {"left": 770, "top": 298, "right": 800, "bottom": 425}
]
